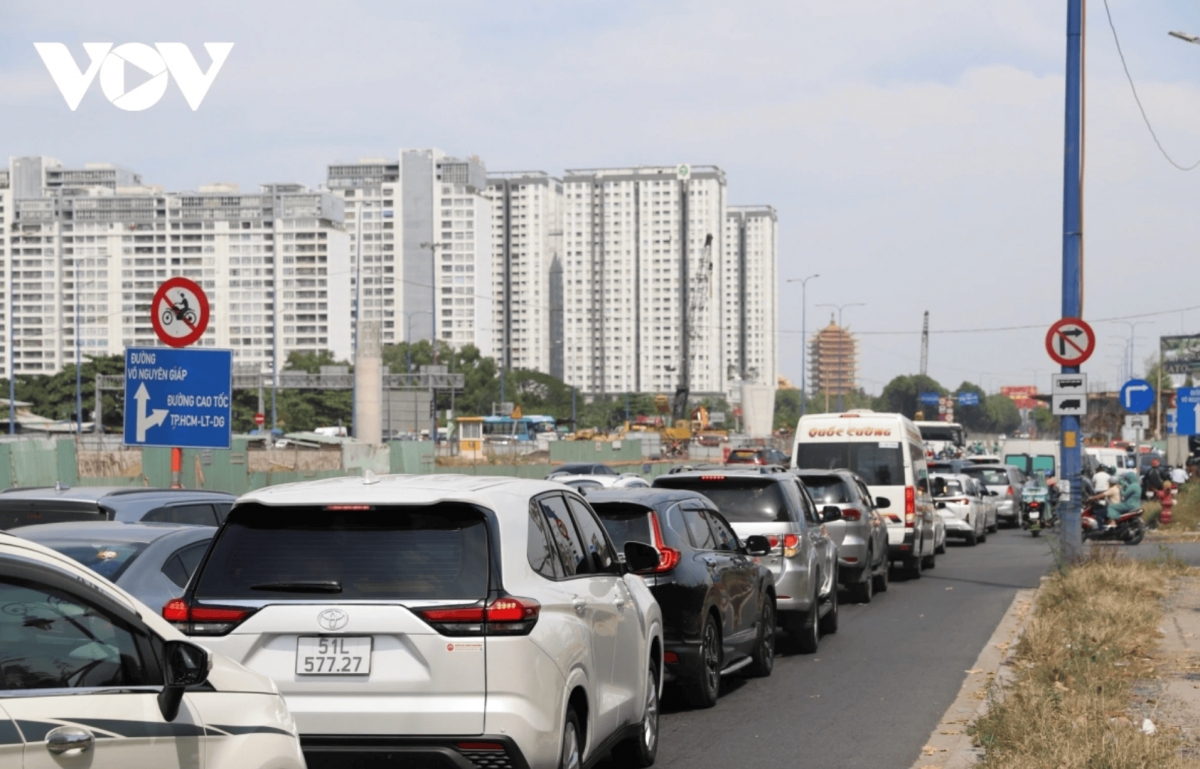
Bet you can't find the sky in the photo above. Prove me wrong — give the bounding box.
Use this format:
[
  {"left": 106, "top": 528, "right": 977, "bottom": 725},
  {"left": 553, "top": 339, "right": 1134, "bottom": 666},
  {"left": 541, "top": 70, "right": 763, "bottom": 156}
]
[{"left": 3, "top": 0, "right": 1200, "bottom": 396}]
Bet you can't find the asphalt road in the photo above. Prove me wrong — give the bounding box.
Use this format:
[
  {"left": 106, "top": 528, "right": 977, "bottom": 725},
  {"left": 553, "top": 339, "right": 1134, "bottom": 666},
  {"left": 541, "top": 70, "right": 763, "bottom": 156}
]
[{"left": 612, "top": 527, "right": 1056, "bottom": 769}]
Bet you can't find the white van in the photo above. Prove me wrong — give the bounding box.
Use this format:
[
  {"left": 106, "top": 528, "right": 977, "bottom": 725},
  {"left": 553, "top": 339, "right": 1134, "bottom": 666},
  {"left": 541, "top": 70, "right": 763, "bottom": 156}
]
[
  {"left": 792, "top": 410, "right": 937, "bottom": 576},
  {"left": 1085, "top": 447, "right": 1137, "bottom": 472}
]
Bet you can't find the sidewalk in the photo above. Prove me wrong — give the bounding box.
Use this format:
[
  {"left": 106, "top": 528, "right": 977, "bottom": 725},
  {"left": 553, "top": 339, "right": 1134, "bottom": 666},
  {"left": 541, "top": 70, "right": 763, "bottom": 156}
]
[{"left": 1135, "top": 575, "right": 1200, "bottom": 759}]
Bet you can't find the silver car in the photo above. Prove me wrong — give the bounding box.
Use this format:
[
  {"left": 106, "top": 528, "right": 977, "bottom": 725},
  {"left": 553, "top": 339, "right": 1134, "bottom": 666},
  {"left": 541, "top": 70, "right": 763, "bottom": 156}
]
[
  {"left": 931, "top": 473, "right": 987, "bottom": 546},
  {"left": 653, "top": 467, "right": 839, "bottom": 654},
  {"left": 9, "top": 521, "right": 214, "bottom": 611},
  {"left": 960, "top": 464, "right": 1025, "bottom": 528},
  {"left": 795, "top": 469, "right": 891, "bottom": 604}
]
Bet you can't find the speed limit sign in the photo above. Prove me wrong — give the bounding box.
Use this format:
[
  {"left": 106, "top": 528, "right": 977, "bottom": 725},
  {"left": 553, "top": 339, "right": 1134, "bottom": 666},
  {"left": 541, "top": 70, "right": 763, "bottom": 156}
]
[{"left": 151, "top": 277, "right": 210, "bottom": 348}]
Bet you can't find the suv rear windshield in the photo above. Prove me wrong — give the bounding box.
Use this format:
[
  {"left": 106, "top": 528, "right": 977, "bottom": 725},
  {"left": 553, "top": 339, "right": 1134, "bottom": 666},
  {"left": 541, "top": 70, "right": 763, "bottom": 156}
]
[
  {"left": 194, "top": 503, "right": 489, "bottom": 601},
  {"left": 653, "top": 478, "right": 790, "bottom": 523},
  {"left": 931, "top": 478, "right": 965, "bottom": 497},
  {"left": 962, "top": 467, "right": 1009, "bottom": 486},
  {"left": 794, "top": 442, "right": 905, "bottom": 486},
  {"left": 799, "top": 476, "right": 851, "bottom": 505},
  {"left": 0, "top": 501, "right": 105, "bottom": 531},
  {"left": 727, "top": 450, "right": 762, "bottom": 463},
  {"left": 47, "top": 541, "right": 148, "bottom": 581}
]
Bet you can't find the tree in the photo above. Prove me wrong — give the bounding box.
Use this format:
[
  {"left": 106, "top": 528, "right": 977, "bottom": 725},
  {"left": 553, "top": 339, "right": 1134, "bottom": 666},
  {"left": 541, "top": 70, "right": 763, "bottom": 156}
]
[
  {"left": 0, "top": 353, "right": 127, "bottom": 429},
  {"left": 982, "top": 393, "right": 1021, "bottom": 434},
  {"left": 877, "top": 375, "right": 945, "bottom": 420}
]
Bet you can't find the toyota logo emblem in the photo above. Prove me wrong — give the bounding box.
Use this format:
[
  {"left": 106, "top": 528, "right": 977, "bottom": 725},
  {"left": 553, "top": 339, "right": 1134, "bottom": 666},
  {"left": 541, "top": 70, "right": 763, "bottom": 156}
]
[{"left": 317, "top": 609, "right": 348, "bottom": 631}]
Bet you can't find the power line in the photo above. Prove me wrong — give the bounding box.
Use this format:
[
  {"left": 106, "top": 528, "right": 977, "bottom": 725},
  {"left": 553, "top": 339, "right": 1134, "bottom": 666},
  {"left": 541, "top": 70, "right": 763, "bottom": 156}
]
[{"left": 1102, "top": 0, "right": 1200, "bottom": 171}]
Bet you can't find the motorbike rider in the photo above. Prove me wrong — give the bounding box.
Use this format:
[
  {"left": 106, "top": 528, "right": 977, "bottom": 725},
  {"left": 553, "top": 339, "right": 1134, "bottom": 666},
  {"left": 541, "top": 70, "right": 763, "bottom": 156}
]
[
  {"left": 1105, "top": 471, "right": 1143, "bottom": 528},
  {"left": 1144, "top": 459, "right": 1165, "bottom": 498},
  {"left": 1087, "top": 467, "right": 1121, "bottom": 521}
]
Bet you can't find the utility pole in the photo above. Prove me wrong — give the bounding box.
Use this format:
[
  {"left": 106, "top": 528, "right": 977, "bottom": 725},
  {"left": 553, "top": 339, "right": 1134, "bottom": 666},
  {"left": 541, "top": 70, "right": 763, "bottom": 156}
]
[
  {"left": 786, "top": 275, "right": 819, "bottom": 416},
  {"left": 920, "top": 310, "right": 930, "bottom": 377},
  {"left": 1059, "top": 0, "right": 1085, "bottom": 561}
]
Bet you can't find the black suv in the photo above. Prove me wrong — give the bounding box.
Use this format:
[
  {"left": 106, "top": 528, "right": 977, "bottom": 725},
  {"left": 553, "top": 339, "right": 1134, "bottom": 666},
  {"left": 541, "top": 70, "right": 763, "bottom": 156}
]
[{"left": 589, "top": 488, "right": 776, "bottom": 708}]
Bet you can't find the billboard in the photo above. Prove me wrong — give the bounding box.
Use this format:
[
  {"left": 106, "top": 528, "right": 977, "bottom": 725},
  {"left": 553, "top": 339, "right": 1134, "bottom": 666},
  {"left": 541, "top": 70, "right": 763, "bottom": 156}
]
[
  {"left": 1161, "top": 334, "right": 1200, "bottom": 375},
  {"left": 1001, "top": 385, "right": 1040, "bottom": 411}
]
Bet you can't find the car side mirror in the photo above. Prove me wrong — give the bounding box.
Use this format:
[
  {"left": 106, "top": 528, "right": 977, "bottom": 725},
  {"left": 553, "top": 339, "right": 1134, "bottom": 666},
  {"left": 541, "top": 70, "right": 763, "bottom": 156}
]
[
  {"left": 821, "top": 505, "right": 842, "bottom": 522},
  {"left": 624, "top": 541, "right": 660, "bottom": 574},
  {"left": 158, "top": 640, "right": 210, "bottom": 722},
  {"left": 743, "top": 535, "right": 771, "bottom": 557},
  {"left": 875, "top": 496, "right": 891, "bottom": 509}
]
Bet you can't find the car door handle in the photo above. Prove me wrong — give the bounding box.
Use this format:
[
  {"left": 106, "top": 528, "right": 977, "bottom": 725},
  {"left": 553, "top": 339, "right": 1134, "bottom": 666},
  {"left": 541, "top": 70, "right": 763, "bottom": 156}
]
[
  {"left": 46, "top": 725, "right": 94, "bottom": 755},
  {"left": 572, "top": 598, "right": 587, "bottom": 616}
]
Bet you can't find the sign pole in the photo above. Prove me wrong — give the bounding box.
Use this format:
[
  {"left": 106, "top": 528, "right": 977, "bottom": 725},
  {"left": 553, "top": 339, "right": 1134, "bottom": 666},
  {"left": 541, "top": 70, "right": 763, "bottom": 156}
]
[
  {"left": 170, "top": 446, "right": 183, "bottom": 489},
  {"left": 1059, "top": 0, "right": 1085, "bottom": 561}
]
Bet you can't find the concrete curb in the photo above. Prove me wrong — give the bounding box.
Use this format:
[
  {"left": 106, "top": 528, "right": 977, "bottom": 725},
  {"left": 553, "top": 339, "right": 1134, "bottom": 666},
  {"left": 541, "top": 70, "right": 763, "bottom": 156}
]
[{"left": 908, "top": 587, "right": 1038, "bottom": 769}]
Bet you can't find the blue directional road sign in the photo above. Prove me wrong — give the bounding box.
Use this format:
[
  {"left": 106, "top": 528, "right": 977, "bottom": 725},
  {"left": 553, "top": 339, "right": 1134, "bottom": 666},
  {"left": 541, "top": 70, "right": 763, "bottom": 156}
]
[
  {"left": 1119, "top": 379, "right": 1155, "bottom": 414},
  {"left": 957, "top": 391, "right": 980, "bottom": 406},
  {"left": 124, "top": 347, "right": 232, "bottom": 449},
  {"left": 919, "top": 392, "right": 941, "bottom": 406},
  {"left": 1177, "top": 387, "right": 1200, "bottom": 436}
]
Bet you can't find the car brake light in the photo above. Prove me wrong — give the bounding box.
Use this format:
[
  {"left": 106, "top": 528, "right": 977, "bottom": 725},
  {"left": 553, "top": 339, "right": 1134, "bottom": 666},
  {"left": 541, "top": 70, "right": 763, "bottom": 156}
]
[
  {"left": 457, "top": 743, "right": 505, "bottom": 752},
  {"left": 954, "top": 498, "right": 970, "bottom": 505},
  {"left": 766, "top": 535, "right": 780, "bottom": 548},
  {"left": 700, "top": 475, "right": 726, "bottom": 481},
  {"left": 419, "top": 596, "right": 540, "bottom": 637},
  {"left": 1006, "top": 486, "right": 1014, "bottom": 497},
  {"left": 841, "top": 508, "right": 862, "bottom": 522},
  {"left": 905, "top": 486, "right": 915, "bottom": 527},
  {"left": 648, "top": 511, "right": 681, "bottom": 573},
  {"left": 783, "top": 533, "right": 799, "bottom": 558},
  {"left": 664, "top": 651, "right": 679, "bottom": 664},
  {"left": 162, "top": 599, "right": 256, "bottom": 636},
  {"left": 325, "top": 505, "right": 373, "bottom": 511}
]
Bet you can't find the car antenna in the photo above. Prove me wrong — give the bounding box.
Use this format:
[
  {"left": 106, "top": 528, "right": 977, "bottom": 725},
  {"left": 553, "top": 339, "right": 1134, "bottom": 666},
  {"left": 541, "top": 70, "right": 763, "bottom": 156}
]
[{"left": 362, "top": 470, "right": 379, "bottom": 485}]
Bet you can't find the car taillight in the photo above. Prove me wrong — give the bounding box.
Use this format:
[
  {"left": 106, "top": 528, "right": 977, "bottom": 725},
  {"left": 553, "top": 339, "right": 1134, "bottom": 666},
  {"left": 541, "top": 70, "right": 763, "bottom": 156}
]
[
  {"left": 1030, "top": 501, "right": 1041, "bottom": 509},
  {"left": 954, "top": 498, "right": 970, "bottom": 505},
  {"left": 419, "top": 596, "right": 540, "bottom": 637},
  {"left": 700, "top": 475, "right": 726, "bottom": 481},
  {"left": 1006, "top": 486, "right": 1014, "bottom": 497},
  {"left": 648, "top": 511, "right": 681, "bottom": 573},
  {"left": 904, "top": 486, "right": 915, "bottom": 527},
  {"left": 162, "top": 599, "right": 256, "bottom": 636},
  {"left": 841, "top": 508, "right": 862, "bottom": 521},
  {"left": 783, "top": 533, "right": 799, "bottom": 558}
]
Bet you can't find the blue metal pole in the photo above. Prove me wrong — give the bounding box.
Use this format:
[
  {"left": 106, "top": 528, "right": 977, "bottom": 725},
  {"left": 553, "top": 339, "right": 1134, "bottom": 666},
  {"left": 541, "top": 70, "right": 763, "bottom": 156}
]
[{"left": 1060, "top": 0, "right": 1084, "bottom": 560}]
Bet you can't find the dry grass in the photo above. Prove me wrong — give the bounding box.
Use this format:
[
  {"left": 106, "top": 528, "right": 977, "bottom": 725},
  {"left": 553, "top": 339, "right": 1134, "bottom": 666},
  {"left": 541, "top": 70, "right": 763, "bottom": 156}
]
[{"left": 972, "top": 550, "right": 1196, "bottom": 769}]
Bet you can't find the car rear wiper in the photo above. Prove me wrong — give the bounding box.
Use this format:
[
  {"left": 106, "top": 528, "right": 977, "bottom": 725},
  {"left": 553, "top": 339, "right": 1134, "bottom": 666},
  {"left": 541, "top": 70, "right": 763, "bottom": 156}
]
[{"left": 250, "top": 581, "right": 343, "bottom": 593}]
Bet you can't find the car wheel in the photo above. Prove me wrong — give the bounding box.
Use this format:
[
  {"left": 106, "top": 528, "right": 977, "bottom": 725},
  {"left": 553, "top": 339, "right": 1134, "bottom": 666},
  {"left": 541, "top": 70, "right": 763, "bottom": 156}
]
[
  {"left": 935, "top": 535, "right": 946, "bottom": 555},
  {"left": 684, "top": 614, "right": 721, "bottom": 708},
  {"left": 965, "top": 530, "right": 977, "bottom": 547},
  {"left": 747, "top": 600, "right": 775, "bottom": 677},
  {"left": 873, "top": 560, "right": 890, "bottom": 593},
  {"left": 560, "top": 709, "right": 583, "bottom": 769},
  {"left": 922, "top": 551, "right": 936, "bottom": 570},
  {"left": 851, "top": 562, "right": 873, "bottom": 604},
  {"left": 988, "top": 519, "right": 999, "bottom": 533},
  {"left": 617, "top": 658, "right": 659, "bottom": 767},
  {"left": 818, "top": 570, "right": 839, "bottom": 635},
  {"left": 979, "top": 526, "right": 988, "bottom": 543},
  {"left": 906, "top": 556, "right": 923, "bottom": 579}
]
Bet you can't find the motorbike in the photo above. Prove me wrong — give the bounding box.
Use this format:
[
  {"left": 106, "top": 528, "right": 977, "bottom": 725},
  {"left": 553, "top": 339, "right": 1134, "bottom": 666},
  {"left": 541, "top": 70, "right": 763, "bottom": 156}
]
[
  {"left": 1081, "top": 502, "right": 1146, "bottom": 545},
  {"left": 1021, "top": 484, "right": 1055, "bottom": 537}
]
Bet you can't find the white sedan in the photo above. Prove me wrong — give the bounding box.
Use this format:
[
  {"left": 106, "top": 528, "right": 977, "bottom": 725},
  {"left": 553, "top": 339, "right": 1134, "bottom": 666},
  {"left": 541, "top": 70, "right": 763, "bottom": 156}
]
[
  {"left": 931, "top": 473, "right": 988, "bottom": 547},
  {"left": 551, "top": 473, "right": 651, "bottom": 494}
]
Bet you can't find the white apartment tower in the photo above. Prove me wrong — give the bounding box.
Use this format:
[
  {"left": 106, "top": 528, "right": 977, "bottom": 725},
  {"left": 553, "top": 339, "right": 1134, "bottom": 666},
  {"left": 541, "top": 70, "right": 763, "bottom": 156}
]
[
  {"left": 326, "top": 149, "right": 493, "bottom": 357},
  {"left": 0, "top": 156, "right": 349, "bottom": 379},
  {"left": 485, "top": 172, "right": 564, "bottom": 377},
  {"left": 561, "top": 165, "right": 727, "bottom": 396},
  {"left": 723, "top": 206, "right": 778, "bottom": 394}
]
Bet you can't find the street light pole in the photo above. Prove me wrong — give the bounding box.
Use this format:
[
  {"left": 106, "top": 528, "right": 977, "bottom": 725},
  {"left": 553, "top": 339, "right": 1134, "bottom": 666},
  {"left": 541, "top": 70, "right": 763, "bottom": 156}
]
[
  {"left": 787, "top": 275, "right": 819, "bottom": 416},
  {"left": 817, "top": 302, "right": 865, "bottom": 412},
  {"left": 404, "top": 309, "right": 432, "bottom": 437}
]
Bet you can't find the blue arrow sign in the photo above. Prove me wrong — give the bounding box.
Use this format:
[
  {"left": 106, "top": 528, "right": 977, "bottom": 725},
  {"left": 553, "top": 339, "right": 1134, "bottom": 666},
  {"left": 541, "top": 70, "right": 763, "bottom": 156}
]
[
  {"left": 1119, "top": 379, "right": 1155, "bottom": 414},
  {"left": 1177, "top": 387, "right": 1200, "bottom": 436},
  {"left": 124, "top": 347, "right": 232, "bottom": 449},
  {"left": 919, "top": 392, "right": 941, "bottom": 406},
  {"left": 957, "top": 391, "right": 980, "bottom": 406}
]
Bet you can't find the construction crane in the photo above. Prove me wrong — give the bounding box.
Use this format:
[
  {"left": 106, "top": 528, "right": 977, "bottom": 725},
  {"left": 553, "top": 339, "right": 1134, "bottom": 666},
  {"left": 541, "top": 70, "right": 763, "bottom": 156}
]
[
  {"left": 672, "top": 233, "right": 714, "bottom": 423},
  {"left": 920, "top": 310, "right": 930, "bottom": 377}
]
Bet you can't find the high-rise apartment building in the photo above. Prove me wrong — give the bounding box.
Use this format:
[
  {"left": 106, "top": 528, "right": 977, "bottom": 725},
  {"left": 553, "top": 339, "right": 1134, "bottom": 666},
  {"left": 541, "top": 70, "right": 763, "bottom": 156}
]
[
  {"left": 560, "top": 165, "right": 727, "bottom": 395},
  {"left": 326, "top": 149, "right": 493, "bottom": 357},
  {"left": 809, "top": 318, "right": 858, "bottom": 397},
  {"left": 1, "top": 156, "right": 349, "bottom": 379},
  {"left": 723, "top": 206, "right": 778, "bottom": 394},
  {"left": 485, "top": 172, "right": 563, "bottom": 377}
]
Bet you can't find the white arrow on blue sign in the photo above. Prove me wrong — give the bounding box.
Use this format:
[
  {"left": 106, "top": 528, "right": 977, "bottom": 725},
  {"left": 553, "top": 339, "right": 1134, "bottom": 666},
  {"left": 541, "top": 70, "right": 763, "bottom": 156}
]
[
  {"left": 1119, "top": 379, "right": 1155, "bottom": 414},
  {"left": 919, "top": 392, "right": 941, "bottom": 406},
  {"left": 957, "top": 391, "right": 980, "bottom": 406},
  {"left": 123, "top": 347, "right": 233, "bottom": 449},
  {"left": 1177, "top": 387, "right": 1200, "bottom": 437}
]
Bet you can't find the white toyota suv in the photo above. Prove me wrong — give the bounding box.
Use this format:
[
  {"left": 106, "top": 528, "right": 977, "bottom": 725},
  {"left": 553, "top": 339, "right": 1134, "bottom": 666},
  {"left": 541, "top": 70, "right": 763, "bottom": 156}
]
[
  {"left": 172, "top": 474, "right": 665, "bottom": 769},
  {"left": 0, "top": 533, "right": 305, "bottom": 769}
]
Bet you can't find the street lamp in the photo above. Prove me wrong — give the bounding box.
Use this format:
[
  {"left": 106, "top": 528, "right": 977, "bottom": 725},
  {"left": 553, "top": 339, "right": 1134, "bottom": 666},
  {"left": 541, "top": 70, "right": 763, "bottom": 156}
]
[
  {"left": 403, "top": 310, "right": 434, "bottom": 373},
  {"left": 1169, "top": 30, "right": 1200, "bottom": 44},
  {"left": 816, "top": 302, "right": 865, "bottom": 412},
  {"left": 419, "top": 241, "right": 447, "bottom": 363},
  {"left": 786, "top": 274, "right": 819, "bottom": 415},
  {"left": 1108, "top": 321, "right": 1153, "bottom": 381}
]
